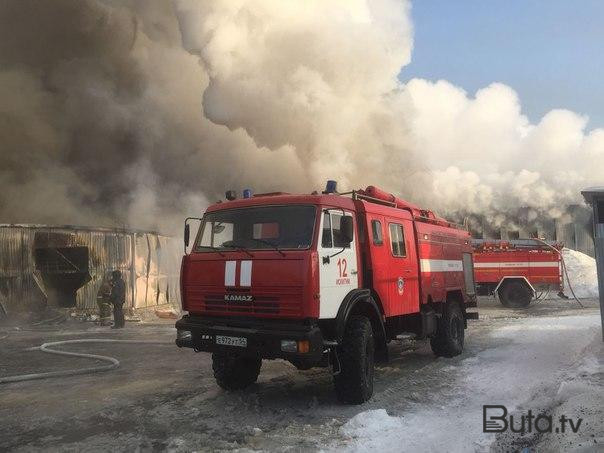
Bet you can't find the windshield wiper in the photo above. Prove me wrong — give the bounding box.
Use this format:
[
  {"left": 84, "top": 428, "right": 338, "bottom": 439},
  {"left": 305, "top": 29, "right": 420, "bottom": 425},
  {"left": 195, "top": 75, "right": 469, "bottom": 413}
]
[
  {"left": 249, "top": 238, "right": 286, "bottom": 256},
  {"left": 202, "top": 246, "right": 225, "bottom": 257},
  {"left": 222, "top": 243, "right": 255, "bottom": 258}
]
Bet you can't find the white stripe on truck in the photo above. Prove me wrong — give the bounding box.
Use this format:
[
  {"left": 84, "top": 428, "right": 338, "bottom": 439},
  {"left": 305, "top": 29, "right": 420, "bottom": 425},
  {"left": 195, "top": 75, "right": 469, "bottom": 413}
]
[
  {"left": 474, "top": 262, "right": 560, "bottom": 268},
  {"left": 225, "top": 261, "right": 236, "bottom": 286},
  {"left": 240, "top": 260, "right": 252, "bottom": 286},
  {"left": 420, "top": 259, "right": 463, "bottom": 273}
]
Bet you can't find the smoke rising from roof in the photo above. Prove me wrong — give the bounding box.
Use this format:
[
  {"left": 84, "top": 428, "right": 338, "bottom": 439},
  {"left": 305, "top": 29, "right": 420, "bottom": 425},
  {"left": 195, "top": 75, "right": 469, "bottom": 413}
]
[{"left": 0, "top": 0, "right": 601, "bottom": 234}]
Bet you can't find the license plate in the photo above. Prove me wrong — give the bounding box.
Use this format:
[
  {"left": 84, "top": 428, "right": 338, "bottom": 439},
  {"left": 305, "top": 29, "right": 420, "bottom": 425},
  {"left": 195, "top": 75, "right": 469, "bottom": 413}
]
[{"left": 215, "top": 335, "right": 247, "bottom": 348}]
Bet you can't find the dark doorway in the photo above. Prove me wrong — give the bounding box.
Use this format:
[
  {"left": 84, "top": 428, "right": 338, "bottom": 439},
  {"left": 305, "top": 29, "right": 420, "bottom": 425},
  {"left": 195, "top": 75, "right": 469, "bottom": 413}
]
[{"left": 34, "top": 247, "right": 91, "bottom": 308}]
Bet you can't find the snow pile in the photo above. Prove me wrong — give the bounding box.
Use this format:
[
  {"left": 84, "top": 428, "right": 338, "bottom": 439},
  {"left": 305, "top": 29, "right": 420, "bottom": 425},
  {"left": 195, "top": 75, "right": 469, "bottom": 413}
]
[
  {"left": 338, "top": 408, "right": 464, "bottom": 452},
  {"left": 562, "top": 248, "right": 599, "bottom": 299},
  {"left": 340, "top": 409, "right": 404, "bottom": 439}
]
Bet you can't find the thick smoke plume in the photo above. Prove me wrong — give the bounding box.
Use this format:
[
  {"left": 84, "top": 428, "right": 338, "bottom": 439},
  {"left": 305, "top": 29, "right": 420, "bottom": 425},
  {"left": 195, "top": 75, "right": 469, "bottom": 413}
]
[{"left": 0, "top": 0, "right": 601, "bottom": 234}]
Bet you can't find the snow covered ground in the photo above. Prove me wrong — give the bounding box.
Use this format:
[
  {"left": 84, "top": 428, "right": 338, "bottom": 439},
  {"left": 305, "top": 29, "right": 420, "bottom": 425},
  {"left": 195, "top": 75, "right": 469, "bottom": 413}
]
[
  {"left": 334, "top": 314, "right": 602, "bottom": 452},
  {"left": 1, "top": 298, "right": 601, "bottom": 451},
  {"left": 331, "top": 247, "right": 603, "bottom": 452}
]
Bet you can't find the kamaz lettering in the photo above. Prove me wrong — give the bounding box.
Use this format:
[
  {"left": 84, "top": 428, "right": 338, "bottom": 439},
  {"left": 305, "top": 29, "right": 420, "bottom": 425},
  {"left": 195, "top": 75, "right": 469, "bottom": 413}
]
[{"left": 224, "top": 294, "right": 253, "bottom": 302}]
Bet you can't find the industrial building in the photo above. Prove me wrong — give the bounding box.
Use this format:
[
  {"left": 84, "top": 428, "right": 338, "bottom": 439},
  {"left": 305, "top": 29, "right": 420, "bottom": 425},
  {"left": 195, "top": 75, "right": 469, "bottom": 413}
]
[
  {"left": 0, "top": 224, "right": 181, "bottom": 318},
  {"left": 464, "top": 205, "right": 594, "bottom": 257}
]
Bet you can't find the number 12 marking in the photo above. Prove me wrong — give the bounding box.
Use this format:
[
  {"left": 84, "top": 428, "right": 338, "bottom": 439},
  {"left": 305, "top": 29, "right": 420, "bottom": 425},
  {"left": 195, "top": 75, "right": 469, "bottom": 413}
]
[{"left": 337, "top": 258, "right": 348, "bottom": 277}]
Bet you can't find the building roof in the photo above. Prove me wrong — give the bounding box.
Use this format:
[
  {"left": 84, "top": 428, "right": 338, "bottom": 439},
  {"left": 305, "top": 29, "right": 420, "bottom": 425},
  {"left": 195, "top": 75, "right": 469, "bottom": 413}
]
[
  {"left": 581, "top": 187, "right": 604, "bottom": 205},
  {"left": 0, "top": 223, "right": 167, "bottom": 237}
]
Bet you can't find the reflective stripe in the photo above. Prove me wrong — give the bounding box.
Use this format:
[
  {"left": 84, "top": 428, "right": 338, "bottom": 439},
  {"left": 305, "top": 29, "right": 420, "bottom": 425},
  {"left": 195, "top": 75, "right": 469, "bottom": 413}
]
[
  {"left": 225, "top": 261, "right": 236, "bottom": 286},
  {"left": 240, "top": 260, "right": 252, "bottom": 286},
  {"left": 474, "top": 262, "right": 560, "bottom": 268},
  {"left": 420, "top": 259, "right": 463, "bottom": 272}
]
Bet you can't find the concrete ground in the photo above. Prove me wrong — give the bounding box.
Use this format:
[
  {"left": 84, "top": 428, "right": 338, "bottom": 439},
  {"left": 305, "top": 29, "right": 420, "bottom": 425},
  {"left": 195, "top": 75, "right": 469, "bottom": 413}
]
[{"left": 0, "top": 296, "right": 601, "bottom": 452}]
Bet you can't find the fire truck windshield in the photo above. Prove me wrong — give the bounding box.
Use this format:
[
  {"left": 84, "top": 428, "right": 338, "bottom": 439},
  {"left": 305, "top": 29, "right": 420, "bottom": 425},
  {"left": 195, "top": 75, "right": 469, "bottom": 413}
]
[{"left": 194, "top": 205, "right": 316, "bottom": 252}]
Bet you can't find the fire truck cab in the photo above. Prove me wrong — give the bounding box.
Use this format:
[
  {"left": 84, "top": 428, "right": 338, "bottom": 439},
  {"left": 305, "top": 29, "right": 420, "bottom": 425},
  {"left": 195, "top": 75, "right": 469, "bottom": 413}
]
[{"left": 176, "top": 183, "right": 476, "bottom": 403}]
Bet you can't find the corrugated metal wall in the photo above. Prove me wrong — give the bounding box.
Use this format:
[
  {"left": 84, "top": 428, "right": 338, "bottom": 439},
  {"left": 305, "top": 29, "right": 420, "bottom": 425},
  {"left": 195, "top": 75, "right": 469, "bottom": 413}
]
[
  {"left": 0, "top": 228, "right": 46, "bottom": 313},
  {"left": 0, "top": 225, "right": 180, "bottom": 314}
]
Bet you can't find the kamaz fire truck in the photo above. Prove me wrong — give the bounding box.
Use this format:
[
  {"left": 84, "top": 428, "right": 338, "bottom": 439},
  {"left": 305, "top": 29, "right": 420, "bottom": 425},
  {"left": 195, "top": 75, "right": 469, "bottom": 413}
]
[
  {"left": 176, "top": 182, "right": 477, "bottom": 403},
  {"left": 472, "top": 239, "right": 564, "bottom": 308}
]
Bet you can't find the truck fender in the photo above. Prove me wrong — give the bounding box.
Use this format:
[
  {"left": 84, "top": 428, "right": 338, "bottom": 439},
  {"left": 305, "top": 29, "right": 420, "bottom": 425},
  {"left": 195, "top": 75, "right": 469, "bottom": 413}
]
[
  {"left": 494, "top": 276, "right": 535, "bottom": 296},
  {"left": 335, "top": 289, "right": 388, "bottom": 360}
]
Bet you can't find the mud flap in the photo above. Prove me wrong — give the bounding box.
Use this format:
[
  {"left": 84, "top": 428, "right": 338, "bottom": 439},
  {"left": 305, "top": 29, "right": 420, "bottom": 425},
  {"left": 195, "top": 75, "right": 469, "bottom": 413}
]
[{"left": 329, "top": 347, "right": 341, "bottom": 376}]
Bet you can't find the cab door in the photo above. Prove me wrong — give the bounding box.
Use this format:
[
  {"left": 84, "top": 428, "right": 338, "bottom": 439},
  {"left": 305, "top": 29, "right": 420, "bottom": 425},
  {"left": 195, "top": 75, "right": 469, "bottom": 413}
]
[
  {"left": 317, "top": 210, "right": 359, "bottom": 318},
  {"left": 385, "top": 218, "right": 420, "bottom": 315}
]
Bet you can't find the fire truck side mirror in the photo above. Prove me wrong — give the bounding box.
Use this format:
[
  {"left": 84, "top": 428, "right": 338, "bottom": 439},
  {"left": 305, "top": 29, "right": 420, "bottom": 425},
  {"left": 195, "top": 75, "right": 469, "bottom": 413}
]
[
  {"left": 340, "top": 216, "right": 354, "bottom": 244},
  {"left": 184, "top": 223, "right": 190, "bottom": 249}
]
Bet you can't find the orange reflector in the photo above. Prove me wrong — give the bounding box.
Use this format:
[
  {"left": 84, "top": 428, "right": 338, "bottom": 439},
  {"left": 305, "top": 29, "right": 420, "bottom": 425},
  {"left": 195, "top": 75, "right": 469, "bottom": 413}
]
[{"left": 297, "top": 340, "right": 310, "bottom": 354}]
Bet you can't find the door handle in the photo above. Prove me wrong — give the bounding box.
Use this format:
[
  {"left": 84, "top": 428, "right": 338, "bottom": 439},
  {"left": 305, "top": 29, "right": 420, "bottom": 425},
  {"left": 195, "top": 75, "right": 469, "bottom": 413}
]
[
  {"left": 404, "top": 270, "right": 412, "bottom": 273},
  {"left": 350, "top": 270, "right": 358, "bottom": 275}
]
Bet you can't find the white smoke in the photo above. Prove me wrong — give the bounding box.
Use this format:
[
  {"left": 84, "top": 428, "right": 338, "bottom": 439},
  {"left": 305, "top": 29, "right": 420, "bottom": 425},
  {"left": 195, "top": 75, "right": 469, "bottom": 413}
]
[
  {"left": 176, "top": 0, "right": 602, "bottom": 224},
  {"left": 176, "top": 0, "right": 415, "bottom": 189},
  {"left": 400, "top": 80, "right": 602, "bottom": 221},
  {"left": 0, "top": 0, "right": 601, "bottom": 234}
]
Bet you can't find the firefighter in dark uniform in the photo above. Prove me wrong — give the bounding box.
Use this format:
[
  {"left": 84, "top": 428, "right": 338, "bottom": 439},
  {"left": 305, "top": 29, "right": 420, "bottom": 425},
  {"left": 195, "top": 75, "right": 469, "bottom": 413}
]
[
  {"left": 110, "top": 270, "right": 126, "bottom": 329},
  {"left": 96, "top": 272, "right": 113, "bottom": 326}
]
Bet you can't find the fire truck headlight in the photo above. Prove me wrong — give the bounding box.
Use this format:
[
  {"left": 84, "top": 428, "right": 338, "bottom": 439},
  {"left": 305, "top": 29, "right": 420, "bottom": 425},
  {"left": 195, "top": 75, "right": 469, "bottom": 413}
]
[
  {"left": 280, "top": 340, "right": 297, "bottom": 353},
  {"left": 281, "top": 339, "right": 310, "bottom": 353},
  {"left": 177, "top": 330, "right": 192, "bottom": 341}
]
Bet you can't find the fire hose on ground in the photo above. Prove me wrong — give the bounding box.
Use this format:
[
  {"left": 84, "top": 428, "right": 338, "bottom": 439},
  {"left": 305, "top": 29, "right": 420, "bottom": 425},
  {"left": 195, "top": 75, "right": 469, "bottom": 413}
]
[
  {"left": 533, "top": 238, "right": 584, "bottom": 308},
  {"left": 0, "top": 338, "right": 172, "bottom": 384}
]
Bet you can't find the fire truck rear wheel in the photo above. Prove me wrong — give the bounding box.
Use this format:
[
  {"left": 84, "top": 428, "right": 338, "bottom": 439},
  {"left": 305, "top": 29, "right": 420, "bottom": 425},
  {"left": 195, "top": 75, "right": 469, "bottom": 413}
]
[
  {"left": 334, "top": 315, "right": 375, "bottom": 404},
  {"left": 212, "top": 353, "right": 262, "bottom": 391},
  {"left": 430, "top": 301, "right": 464, "bottom": 357},
  {"left": 498, "top": 280, "right": 532, "bottom": 308}
]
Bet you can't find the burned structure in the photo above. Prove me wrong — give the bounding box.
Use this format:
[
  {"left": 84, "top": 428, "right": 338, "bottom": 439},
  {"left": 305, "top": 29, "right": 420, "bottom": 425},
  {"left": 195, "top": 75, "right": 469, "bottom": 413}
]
[
  {"left": 0, "top": 225, "right": 180, "bottom": 317},
  {"left": 461, "top": 205, "right": 594, "bottom": 257}
]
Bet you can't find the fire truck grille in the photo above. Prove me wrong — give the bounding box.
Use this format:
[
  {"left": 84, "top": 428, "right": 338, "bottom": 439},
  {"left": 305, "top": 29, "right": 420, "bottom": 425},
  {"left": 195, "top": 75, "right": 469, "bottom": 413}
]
[{"left": 188, "top": 287, "right": 304, "bottom": 317}]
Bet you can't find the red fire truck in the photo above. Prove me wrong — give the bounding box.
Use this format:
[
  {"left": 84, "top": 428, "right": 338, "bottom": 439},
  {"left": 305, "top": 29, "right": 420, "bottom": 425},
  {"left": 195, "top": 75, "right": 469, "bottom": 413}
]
[
  {"left": 472, "top": 239, "right": 564, "bottom": 308},
  {"left": 176, "top": 182, "right": 477, "bottom": 403}
]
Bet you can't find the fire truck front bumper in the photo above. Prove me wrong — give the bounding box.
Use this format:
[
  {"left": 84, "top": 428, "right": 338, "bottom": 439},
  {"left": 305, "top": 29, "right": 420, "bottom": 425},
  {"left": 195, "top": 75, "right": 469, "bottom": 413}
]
[{"left": 175, "top": 315, "right": 325, "bottom": 361}]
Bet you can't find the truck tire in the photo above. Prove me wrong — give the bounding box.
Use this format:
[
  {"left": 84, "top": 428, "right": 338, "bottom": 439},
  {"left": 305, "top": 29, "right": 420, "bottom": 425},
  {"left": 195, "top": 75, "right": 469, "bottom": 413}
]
[
  {"left": 334, "top": 316, "right": 374, "bottom": 404},
  {"left": 430, "top": 301, "right": 464, "bottom": 357},
  {"left": 498, "top": 280, "right": 532, "bottom": 308},
  {"left": 212, "top": 353, "right": 262, "bottom": 390}
]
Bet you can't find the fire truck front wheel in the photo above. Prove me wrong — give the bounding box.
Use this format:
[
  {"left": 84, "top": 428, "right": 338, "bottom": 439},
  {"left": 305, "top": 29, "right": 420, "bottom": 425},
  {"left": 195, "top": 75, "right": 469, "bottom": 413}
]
[
  {"left": 334, "top": 316, "right": 375, "bottom": 404},
  {"left": 430, "top": 301, "right": 464, "bottom": 357},
  {"left": 212, "top": 353, "right": 262, "bottom": 391},
  {"left": 498, "top": 280, "right": 533, "bottom": 308}
]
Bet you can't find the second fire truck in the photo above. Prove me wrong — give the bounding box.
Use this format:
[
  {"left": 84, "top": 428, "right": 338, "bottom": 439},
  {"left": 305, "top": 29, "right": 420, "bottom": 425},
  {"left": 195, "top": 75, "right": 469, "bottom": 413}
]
[
  {"left": 472, "top": 239, "right": 565, "bottom": 308},
  {"left": 176, "top": 182, "right": 477, "bottom": 403}
]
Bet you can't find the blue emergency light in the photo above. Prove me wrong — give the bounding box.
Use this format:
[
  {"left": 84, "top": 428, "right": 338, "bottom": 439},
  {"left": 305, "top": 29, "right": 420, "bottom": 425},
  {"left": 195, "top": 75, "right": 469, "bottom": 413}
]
[
  {"left": 325, "top": 180, "right": 338, "bottom": 194},
  {"left": 243, "top": 189, "right": 252, "bottom": 199}
]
